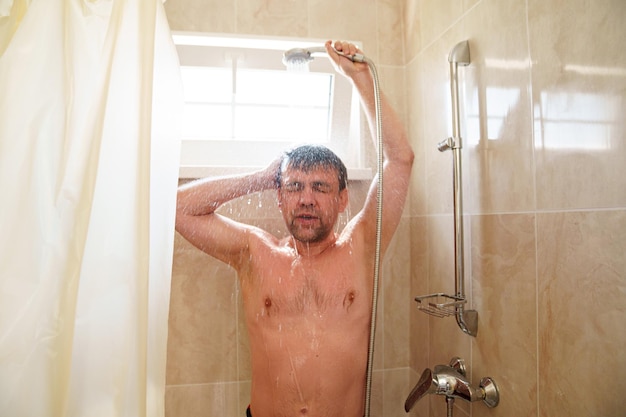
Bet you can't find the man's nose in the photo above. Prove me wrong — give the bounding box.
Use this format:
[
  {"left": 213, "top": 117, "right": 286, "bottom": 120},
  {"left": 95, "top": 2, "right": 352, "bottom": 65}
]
[{"left": 298, "top": 187, "right": 316, "bottom": 205}]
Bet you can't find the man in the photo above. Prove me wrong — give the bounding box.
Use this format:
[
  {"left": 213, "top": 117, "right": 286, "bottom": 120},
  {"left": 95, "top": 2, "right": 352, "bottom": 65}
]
[{"left": 175, "top": 40, "right": 414, "bottom": 417}]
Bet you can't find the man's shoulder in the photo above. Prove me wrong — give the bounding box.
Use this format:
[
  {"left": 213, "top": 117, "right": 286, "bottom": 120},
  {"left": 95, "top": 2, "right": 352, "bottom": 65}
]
[{"left": 247, "top": 228, "right": 288, "bottom": 251}]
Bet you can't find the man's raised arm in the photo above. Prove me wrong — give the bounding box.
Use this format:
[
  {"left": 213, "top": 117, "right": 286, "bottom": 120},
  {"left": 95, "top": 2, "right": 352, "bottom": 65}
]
[{"left": 326, "top": 40, "right": 414, "bottom": 250}]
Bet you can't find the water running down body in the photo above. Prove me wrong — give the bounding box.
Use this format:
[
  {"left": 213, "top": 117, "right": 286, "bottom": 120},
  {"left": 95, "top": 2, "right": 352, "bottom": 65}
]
[{"left": 175, "top": 40, "right": 414, "bottom": 417}]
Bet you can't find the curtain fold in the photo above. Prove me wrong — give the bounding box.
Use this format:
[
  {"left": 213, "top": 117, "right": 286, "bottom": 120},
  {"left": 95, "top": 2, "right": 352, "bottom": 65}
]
[{"left": 0, "top": 1, "right": 182, "bottom": 416}]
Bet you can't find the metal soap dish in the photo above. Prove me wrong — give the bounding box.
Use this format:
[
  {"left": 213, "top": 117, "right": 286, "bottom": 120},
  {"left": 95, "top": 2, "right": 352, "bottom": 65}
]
[{"left": 415, "top": 293, "right": 466, "bottom": 318}]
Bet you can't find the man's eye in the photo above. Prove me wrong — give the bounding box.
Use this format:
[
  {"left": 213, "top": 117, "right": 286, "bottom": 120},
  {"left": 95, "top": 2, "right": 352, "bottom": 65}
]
[
  {"left": 313, "top": 183, "right": 331, "bottom": 193},
  {"left": 285, "top": 183, "right": 302, "bottom": 192}
]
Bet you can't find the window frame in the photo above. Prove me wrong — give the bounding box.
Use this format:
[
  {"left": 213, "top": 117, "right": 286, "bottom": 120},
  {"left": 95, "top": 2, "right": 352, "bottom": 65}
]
[{"left": 172, "top": 32, "right": 370, "bottom": 179}]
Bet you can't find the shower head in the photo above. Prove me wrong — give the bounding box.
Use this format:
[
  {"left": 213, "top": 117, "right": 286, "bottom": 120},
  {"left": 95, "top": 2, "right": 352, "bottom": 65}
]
[{"left": 282, "top": 46, "right": 327, "bottom": 71}]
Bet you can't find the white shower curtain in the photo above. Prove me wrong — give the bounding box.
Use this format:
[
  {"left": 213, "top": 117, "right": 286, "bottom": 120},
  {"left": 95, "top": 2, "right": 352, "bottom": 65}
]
[{"left": 0, "top": 1, "right": 182, "bottom": 416}]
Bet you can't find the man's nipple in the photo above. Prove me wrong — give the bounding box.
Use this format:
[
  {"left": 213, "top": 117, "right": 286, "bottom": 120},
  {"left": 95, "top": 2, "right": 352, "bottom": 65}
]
[
  {"left": 343, "top": 291, "right": 355, "bottom": 309},
  {"left": 262, "top": 297, "right": 272, "bottom": 317}
]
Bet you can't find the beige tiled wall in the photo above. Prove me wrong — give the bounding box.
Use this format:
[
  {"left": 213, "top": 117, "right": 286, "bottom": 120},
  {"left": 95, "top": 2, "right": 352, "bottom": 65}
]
[
  {"left": 406, "top": 0, "right": 626, "bottom": 417},
  {"left": 164, "top": 0, "right": 626, "bottom": 416}
]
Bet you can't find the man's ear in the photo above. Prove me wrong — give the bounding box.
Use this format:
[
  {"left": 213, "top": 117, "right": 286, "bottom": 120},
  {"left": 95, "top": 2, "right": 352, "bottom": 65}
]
[{"left": 338, "top": 188, "right": 349, "bottom": 212}]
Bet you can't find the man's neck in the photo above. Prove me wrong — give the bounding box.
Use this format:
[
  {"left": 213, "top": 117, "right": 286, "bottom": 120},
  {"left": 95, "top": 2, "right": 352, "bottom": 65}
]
[{"left": 290, "top": 235, "right": 338, "bottom": 257}]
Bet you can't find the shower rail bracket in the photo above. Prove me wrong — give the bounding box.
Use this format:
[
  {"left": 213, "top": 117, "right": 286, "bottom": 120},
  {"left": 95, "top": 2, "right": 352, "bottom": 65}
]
[{"left": 437, "top": 136, "right": 457, "bottom": 152}]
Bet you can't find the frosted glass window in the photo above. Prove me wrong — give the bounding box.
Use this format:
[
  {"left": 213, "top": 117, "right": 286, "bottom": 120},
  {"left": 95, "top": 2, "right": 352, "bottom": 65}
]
[
  {"left": 180, "top": 66, "right": 332, "bottom": 142},
  {"left": 173, "top": 33, "right": 363, "bottom": 170}
]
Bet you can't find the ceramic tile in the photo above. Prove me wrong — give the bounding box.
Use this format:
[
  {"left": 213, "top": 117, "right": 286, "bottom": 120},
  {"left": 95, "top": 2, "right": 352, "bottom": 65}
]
[
  {"left": 418, "top": 0, "right": 464, "bottom": 49},
  {"left": 236, "top": 0, "right": 308, "bottom": 37},
  {"left": 463, "top": 0, "right": 480, "bottom": 10},
  {"left": 377, "top": 0, "right": 406, "bottom": 66},
  {"left": 470, "top": 213, "right": 537, "bottom": 417},
  {"left": 237, "top": 380, "right": 252, "bottom": 414},
  {"left": 308, "top": 0, "right": 378, "bottom": 57},
  {"left": 166, "top": 233, "right": 238, "bottom": 385},
  {"left": 463, "top": 0, "right": 535, "bottom": 214},
  {"left": 403, "top": 0, "right": 422, "bottom": 65},
  {"left": 373, "top": 297, "right": 385, "bottom": 371},
  {"left": 529, "top": 0, "right": 626, "bottom": 210},
  {"left": 164, "top": 0, "right": 235, "bottom": 32},
  {"left": 236, "top": 282, "right": 252, "bottom": 381},
  {"left": 383, "top": 368, "right": 412, "bottom": 417},
  {"left": 537, "top": 210, "right": 626, "bottom": 416},
  {"left": 383, "top": 218, "right": 411, "bottom": 368},
  {"left": 406, "top": 56, "right": 427, "bottom": 217},
  {"left": 409, "top": 217, "right": 429, "bottom": 372},
  {"left": 165, "top": 383, "right": 239, "bottom": 417},
  {"left": 369, "top": 370, "right": 384, "bottom": 417},
  {"left": 378, "top": 66, "right": 408, "bottom": 130}
]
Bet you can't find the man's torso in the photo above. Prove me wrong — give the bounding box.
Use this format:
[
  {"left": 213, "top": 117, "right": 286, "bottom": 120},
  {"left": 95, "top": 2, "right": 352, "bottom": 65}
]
[{"left": 240, "top": 232, "right": 373, "bottom": 417}]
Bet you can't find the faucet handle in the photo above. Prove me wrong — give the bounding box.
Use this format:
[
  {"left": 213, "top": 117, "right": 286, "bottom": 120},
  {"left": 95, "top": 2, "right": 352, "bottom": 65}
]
[
  {"left": 480, "top": 377, "right": 500, "bottom": 408},
  {"left": 449, "top": 356, "right": 466, "bottom": 376},
  {"left": 404, "top": 368, "right": 436, "bottom": 412}
]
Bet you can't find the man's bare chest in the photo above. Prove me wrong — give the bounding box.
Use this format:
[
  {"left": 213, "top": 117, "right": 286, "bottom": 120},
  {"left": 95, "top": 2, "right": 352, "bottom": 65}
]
[{"left": 242, "top": 250, "right": 370, "bottom": 320}]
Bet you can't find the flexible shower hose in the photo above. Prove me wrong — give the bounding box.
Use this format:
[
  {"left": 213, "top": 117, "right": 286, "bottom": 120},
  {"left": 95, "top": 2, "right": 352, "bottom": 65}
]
[
  {"left": 298, "top": 47, "right": 384, "bottom": 417},
  {"left": 361, "top": 56, "right": 383, "bottom": 417}
]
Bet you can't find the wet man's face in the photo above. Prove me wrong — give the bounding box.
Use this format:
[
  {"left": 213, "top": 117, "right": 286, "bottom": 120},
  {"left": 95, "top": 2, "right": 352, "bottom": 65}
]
[{"left": 277, "top": 167, "right": 348, "bottom": 244}]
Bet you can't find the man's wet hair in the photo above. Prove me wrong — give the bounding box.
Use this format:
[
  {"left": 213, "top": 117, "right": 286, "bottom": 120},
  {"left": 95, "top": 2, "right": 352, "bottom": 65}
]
[{"left": 276, "top": 145, "right": 348, "bottom": 191}]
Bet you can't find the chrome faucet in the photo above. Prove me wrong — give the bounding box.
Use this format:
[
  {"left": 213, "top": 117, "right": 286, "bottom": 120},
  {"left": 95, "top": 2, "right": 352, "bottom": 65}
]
[{"left": 404, "top": 357, "right": 499, "bottom": 412}]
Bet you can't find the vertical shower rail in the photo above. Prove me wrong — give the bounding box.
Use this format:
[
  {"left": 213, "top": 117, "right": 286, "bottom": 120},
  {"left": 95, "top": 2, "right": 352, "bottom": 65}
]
[{"left": 415, "top": 40, "right": 478, "bottom": 337}]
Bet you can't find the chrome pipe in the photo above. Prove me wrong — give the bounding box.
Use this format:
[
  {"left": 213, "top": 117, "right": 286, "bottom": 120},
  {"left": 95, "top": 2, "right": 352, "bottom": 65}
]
[
  {"left": 449, "top": 60, "right": 462, "bottom": 146},
  {"left": 446, "top": 396, "right": 455, "bottom": 417},
  {"left": 446, "top": 40, "right": 477, "bottom": 336}
]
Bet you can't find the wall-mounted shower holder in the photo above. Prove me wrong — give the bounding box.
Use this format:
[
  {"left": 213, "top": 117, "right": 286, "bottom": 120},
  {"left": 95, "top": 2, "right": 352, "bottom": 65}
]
[{"left": 415, "top": 39, "right": 478, "bottom": 337}]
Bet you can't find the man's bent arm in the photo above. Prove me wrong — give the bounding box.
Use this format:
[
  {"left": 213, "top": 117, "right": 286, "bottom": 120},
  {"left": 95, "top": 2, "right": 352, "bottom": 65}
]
[{"left": 175, "top": 162, "right": 280, "bottom": 265}]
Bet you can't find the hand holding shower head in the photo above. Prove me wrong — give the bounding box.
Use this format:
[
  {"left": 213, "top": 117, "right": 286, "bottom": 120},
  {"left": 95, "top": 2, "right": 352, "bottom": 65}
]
[{"left": 282, "top": 45, "right": 367, "bottom": 72}]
